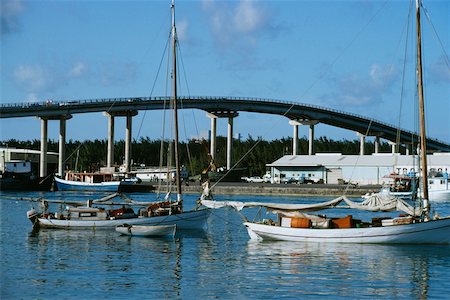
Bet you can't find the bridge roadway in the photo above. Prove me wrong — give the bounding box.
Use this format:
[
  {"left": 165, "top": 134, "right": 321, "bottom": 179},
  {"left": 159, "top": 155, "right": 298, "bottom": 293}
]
[{"left": 1, "top": 96, "right": 449, "bottom": 151}]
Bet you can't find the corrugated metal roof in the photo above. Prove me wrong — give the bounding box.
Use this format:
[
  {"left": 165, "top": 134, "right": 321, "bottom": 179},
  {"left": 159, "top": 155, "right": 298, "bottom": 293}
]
[{"left": 267, "top": 153, "right": 450, "bottom": 168}]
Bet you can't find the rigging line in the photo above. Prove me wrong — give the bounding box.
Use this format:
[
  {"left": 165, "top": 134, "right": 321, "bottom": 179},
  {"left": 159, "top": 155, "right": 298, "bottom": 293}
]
[
  {"left": 421, "top": 2, "right": 450, "bottom": 70},
  {"left": 157, "top": 30, "right": 174, "bottom": 199},
  {"left": 343, "top": 119, "right": 373, "bottom": 196},
  {"left": 177, "top": 42, "right": 200, "bottom": 139},
  {"left": 212, "top": 3, "right": 389, "bottom": 187},
  {"left": 397, "top": 0, "right": 415, "bottom": 154},
  {"left": 211, "top": 102, "right": 297, "bottom": 187},
  {"left": 210, "top": 136, "right": 263, "bottom": 189},
  {"left": 136, "top": 36, "right": 170, "bottom": 139},
  {"left": 297, "top": 0, "right": 390, "bottom": 100},
  {"left": 175, "top": 44, "right": 197, "bottom": 178},
  {"left": 209, "top": 207, "right": 248, "bottom": 227}
]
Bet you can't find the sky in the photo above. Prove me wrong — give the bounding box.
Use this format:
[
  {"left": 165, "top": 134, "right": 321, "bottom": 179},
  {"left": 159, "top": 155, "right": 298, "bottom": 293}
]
[{"left": 1, "top": 0, "right": 449, "bottom": 145}]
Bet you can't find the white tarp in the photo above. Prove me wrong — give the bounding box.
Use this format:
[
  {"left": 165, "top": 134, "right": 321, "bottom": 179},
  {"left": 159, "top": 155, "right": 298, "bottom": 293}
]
[{"left": 201, "top": 193, "right": 422, "bottom": 216}]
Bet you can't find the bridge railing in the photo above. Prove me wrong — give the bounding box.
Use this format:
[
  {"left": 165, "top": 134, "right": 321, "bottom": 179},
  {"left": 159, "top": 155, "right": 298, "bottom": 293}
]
[{"left": 1, "top": 96, "right": 447, "bottom": 146}]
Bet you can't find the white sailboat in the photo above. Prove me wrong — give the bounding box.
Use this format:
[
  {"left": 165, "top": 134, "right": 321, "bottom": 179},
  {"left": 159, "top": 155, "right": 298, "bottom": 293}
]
[
  {"left": 202, "top": 0, "right": 450, "bottom": 244},
  {"left": 27, "top": 0, "right": 210, "bottom": 230}
]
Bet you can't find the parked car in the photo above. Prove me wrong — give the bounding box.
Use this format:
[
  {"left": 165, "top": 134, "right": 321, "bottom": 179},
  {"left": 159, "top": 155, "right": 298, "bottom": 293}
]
[
  {"left": 245, "top": 176, "right": 265, "bottom": 183},
  {"left": 284, "top": 177, "right": 299, "bottom": 184},
  {"left": 242, "top": 175, "right": 271, "bottom": 183}
]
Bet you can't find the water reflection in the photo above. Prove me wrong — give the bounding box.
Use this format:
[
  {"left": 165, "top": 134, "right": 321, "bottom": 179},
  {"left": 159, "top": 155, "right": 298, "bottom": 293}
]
[
  {"left": 3, "top": 193, "right": 450, "bottom": 299},
  {"left": 23, "top": 226, "right": 226, "bottom": 299},
  {"left": 246, "top": 241, "right": 450, "bottom": 298}
]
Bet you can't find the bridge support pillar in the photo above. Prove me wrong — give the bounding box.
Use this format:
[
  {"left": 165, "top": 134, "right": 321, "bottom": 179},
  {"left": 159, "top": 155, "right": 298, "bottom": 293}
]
[
  {"left": 388, "top": 141, "right": 397, "bottom": 154},
  {"left": 290, "top": 120, "right": 318, "bottom": 155},
  {"left": 105, "top": 111, "right": 137, "bottom": 173},
  {"left": 106, "top": 113, "right": 115, "bottom": 168},
  {"left": 289, "top": 120, "right": 300, "bottom": 155},
  {"left": 227, "top": 116, "right": 233, "bottom": 170},
  {"left": 40, "top": 118, "right": 48, "bottom": 178},
  {"left": 207, "top": 113, "right": 217, "bottom": 161},
  {"left": 374, "top": 136, "right": 380, "bottom": 153},
  {"left": 58, "top": 119, "right": 66, "bottom": 177},
  {"left": 357, "top": 133, "right": 366, "bottom": 155},
  {"left": 307, "top": 123, "right": 317, "bottom": 155},
  {"left": 208, "top": 111, "right": 238, "bottom": 169},
  {"left": 124, "top": 111, "right": 132, "bottom": 173}
]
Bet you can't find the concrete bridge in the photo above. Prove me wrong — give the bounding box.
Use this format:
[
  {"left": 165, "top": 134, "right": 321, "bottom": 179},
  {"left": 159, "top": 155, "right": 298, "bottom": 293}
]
[{"left": 1, "top": 96, "right": 449, "bottom": 177}]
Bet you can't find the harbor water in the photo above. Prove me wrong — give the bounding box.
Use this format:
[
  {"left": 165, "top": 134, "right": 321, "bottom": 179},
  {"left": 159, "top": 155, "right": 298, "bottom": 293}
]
[{"left": 1, "top": 191, "right": 450, "bottom": 299}]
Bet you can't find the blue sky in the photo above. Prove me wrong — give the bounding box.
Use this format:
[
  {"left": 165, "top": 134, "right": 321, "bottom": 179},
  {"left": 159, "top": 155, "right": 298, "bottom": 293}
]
[{"left": 1, "top": 0, "right": 449, "bottom": 145}]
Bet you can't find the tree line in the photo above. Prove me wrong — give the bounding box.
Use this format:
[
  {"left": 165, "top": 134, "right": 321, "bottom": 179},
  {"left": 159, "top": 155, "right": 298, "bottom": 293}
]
[{"left": 1, "top": 136, "right": 391, "bottom": 177}]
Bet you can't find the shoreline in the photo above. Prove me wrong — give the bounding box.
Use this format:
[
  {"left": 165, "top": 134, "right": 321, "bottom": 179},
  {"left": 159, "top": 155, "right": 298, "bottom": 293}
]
[{"left": 140, "top": 182, "right": 382, "bottom": 197}]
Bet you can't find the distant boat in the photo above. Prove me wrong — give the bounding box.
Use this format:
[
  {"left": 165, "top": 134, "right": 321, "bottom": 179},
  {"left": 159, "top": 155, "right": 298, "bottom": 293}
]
[
  {"left": 378, "top": 173, "right": 418, "bottom": 200},
  {"left": 0, "top": 160, "right": 52, "bottom": 191},
  {"left": 54, "top": 172, "right": 148, "bottom": 192},
  {"left": 115, "top": 224, "right": 176, "bottom": 237},
  {"left": 201, "top": 0, "right": 450, "bottom": 244},
  {"left": 425, "top": 175, "right": 450, "bottom": 201},
  {"left": 361, "top": 173, "right": 417, "bottom": 200},
  {"left": 366, "top": 172, "right": 450, "bottom": 202},
  {"left": 54, "top": 173, "right": 121, "bottom": 192}
]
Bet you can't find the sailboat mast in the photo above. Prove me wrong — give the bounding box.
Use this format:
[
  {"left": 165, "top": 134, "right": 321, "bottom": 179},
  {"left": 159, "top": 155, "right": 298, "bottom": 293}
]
[
  {"left": 171, "top": 0, "right": 182, "bottom": 202},
  {"left": 416, "top": 0, "right": 429, "bottom": 213}
]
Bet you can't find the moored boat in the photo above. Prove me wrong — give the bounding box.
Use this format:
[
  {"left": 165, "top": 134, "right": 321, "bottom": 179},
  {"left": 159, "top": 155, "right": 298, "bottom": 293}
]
[
  {"left": 27, "top": 194, "right": 209, "bottom": 230},
  {"left": 26, "top": 0, "right": 210, "bottom": 231},
  {"left": 54, "top": 174, "right": 122, "bottom": 192},
  {"left": 0, "top": 159, "right": 53, "bottom": 191},
  {"left": 425, "top": 175, "right": 450, "bottom": 201},
  {"left": 115, "top": 224, "right": 176, "bottom": 237},
  {"left": 201, "top": 0, "right": 450, "bottom": 244}
]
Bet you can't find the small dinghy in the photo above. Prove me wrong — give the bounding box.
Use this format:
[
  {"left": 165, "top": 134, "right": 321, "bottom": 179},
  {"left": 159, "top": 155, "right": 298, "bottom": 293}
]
[{"left": 116, "top": 224, "right": 176, "bottom": 237}]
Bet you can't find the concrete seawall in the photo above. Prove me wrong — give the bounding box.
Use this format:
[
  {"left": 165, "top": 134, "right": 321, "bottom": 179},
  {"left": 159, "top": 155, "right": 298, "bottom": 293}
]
[{"left": 147, "top": 182, "right": 382, "bottom": 197}]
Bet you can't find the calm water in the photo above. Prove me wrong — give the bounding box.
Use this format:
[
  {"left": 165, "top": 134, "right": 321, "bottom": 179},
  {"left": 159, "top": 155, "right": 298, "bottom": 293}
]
[{"left": 1, "top": 191, "right": 450, "bottom": 299}]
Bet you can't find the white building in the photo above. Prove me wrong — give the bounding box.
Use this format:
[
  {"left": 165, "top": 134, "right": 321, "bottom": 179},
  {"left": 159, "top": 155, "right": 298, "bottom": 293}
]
[
  {"left": 267, "top": 153, "right": 450, "bottom": 185},
  {"left": 0, "top": 147, "right": 58, "bottom": 174}
]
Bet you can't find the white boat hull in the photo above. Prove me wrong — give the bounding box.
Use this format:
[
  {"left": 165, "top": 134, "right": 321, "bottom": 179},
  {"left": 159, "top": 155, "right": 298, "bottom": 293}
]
[
  {"left": 115, "top": 224, "right": 176, "bottom": 237},
  {"left": 34, "top": 208, "right": 210, "bottom": 230},
  {"left": 55, "top": 176, "right": 120, "bottom": 192},
  {"left": 244, "top": 217, "right": 450, "bottom": 244}
]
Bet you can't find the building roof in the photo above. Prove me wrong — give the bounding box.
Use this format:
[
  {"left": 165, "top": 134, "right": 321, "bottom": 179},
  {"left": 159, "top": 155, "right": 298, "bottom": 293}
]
[
  {"left": 267, "top": 153, "right": 450, "bottom": 168},
  {"left": 0, "top": 147, "right": 58, "bottom": 156}
]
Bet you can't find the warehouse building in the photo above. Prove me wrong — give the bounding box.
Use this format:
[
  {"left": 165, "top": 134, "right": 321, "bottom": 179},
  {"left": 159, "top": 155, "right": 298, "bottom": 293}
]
[{"left": 267, "top": 153, "right": 450, "bottom": 185}]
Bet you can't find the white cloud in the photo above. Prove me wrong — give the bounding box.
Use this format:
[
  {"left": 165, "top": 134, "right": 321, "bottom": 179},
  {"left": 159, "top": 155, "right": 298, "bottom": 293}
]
[
  {"left": 12, "top": 60, "right": 137, "bottom": 99},
  {"left": 233, "top": 0, "right": 266, "bottom": 33},
  {"left": 176, "top": 19, "right": 189, "bottom": 43},
  {"left": 1, "top": 0, "right": 25, "bottom": 35},
  {"left": 201, "top": 0, "right": 273, "bottom": 52},
  {"left": 68, "top": 62, "right": 87, "bottom": 78},
  {"left": 13, "top": 65, "right": 53, "bottom": 92},
  {"left": 321, "top": 63, "right": 399, "bottom": 107}
]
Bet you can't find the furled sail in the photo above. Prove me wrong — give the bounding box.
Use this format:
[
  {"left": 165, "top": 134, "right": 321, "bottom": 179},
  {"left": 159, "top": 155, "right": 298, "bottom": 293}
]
[{"left": 201, "top": 194, "right": 421, "bottom": 217}]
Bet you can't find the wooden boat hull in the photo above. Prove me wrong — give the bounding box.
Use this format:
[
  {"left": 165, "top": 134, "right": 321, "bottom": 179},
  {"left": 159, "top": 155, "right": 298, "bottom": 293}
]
[
  {"left": 244, "top": 217, "right": 450, "bottom": 244},
  {"left": 33, "top": 208, "right": 210, "bottom": 230},
  {"left": 115, "top": 224, "right": 176, "bottom": 237},
  {"left": 55, "top": 177, "right": 120, "bottom": 192}
]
